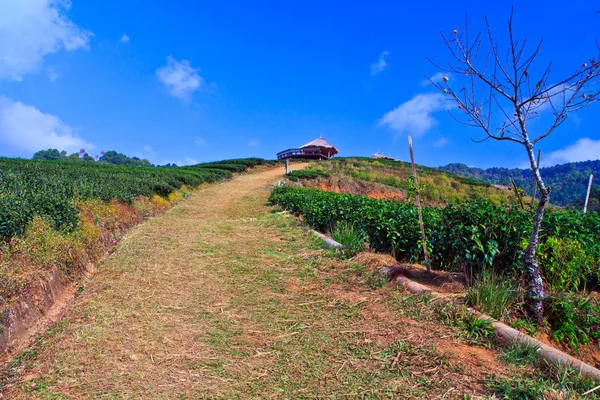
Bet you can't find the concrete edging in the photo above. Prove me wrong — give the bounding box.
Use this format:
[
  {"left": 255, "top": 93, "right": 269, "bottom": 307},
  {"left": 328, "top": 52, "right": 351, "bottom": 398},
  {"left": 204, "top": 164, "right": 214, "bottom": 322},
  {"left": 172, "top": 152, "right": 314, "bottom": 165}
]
[
  {"left": 303, "top": 227, "right": 346, "bottom": 250},
  {"left": 381, "top": 267, "right": 600, "bottom": 383}
]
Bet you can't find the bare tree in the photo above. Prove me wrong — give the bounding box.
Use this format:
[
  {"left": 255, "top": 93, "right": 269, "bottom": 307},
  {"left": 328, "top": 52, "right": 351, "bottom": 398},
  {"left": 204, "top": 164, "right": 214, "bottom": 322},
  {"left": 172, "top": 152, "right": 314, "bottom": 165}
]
[{"left": 429, "top": 8, "right": 600, "bottom": 322}]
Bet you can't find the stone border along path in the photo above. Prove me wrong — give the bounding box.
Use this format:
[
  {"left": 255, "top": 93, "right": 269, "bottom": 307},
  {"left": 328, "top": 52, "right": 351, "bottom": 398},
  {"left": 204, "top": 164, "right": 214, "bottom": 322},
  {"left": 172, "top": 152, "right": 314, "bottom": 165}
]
[{"left": 1, "top": 165, "right": 570, "bottom": 399}]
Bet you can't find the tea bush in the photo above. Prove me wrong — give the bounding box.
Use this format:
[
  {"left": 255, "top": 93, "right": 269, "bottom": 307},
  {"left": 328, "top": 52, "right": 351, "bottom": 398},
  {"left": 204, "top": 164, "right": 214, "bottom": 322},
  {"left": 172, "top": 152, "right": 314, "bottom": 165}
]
[
  {"left": 545, "top": 294, "right": 600, "bottom": 349},
  {"left": 285, "top": 169, "right": 329, "bottom": 181},
  {"left": 0, "top": 158, "right": 268, "bottom": 242},
  {"left": 269, "top": 186, "right": 600, "bottom": 290}
]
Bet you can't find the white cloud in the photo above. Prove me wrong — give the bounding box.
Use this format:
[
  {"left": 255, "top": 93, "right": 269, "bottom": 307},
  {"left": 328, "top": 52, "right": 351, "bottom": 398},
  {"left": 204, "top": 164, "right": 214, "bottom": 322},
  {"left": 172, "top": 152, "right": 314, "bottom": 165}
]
[
  {"left": 0, "top": 0, "right": 92, "bottom": 81},
  {"left": 195, "top": 137, "right": 206, "bottom": 146},
  {"left": 0, "top": 96, "right": 93, "bottom": 155},
  {"left": 47, "top": 67, "right": 58, "bottom": 82},
  {"left": 544, "top": 138, "right": 600, "bottom": 166},
  {"left": 156, "top": 56, "right": 205, "bottom": 100},
  {"left": 184, "top": 157, "right": 199, "bottom": 165},
  {"left": 379, "top": 93, "right": 446, "bottom": 138},
  {"left": 434, "top": 137, "right": 449, "bottom": 148},
  {"left": 143, "top": 145, "right": 153, "bottom": 153},
  {"left": 120, "top": 33, "right": 130, "bottom": 43},
  {"left": 370, "top": 51, "right": 389, "bottom": 76},
  {"left": 160, "top": 157, "right": 198, "bottom": 166},
  {"left": 248, "top": 138, "right": 260, "bottom": 147}
]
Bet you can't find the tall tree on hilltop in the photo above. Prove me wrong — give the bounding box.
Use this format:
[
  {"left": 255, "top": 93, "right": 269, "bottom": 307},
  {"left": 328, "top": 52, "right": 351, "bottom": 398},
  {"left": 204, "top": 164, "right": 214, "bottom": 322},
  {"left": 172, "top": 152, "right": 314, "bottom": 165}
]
[
  {"left": 32, "top": 149, "right": 67, "bottom": 161},
  {"left": 429, "top": 8, "right": 600, "bottom": 322}
]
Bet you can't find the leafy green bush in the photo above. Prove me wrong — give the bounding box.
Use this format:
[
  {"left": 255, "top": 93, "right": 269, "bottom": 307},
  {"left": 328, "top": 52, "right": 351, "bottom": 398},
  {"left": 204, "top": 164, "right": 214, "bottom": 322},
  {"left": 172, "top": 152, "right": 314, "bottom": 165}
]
[
  {"left": 193, "top": 163, "right": 248, "bottom": 172},
  {"left": 285, "top": 169, "right": 329, "bottom": 182},
  {"left": 0, "top": 158, "right": 267, "bottom": 242},
  {"left": 539, "top": 237, "right": 595, "bottom": 292},
  {"left": 269, "top": 186, "right": 600, "bottom": 289},
  {"left": 545, "top": 294, "right": 600, "bottom": 349}
]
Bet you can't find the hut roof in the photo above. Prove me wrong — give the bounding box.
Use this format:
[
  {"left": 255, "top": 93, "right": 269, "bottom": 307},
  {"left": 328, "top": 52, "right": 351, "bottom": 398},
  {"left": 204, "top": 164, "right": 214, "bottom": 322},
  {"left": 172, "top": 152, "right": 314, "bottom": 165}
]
[
  {"left": 371, "top": 152, "right": 395, "bottom": 160},
  {"left": 300, "top": 137, "right": 338, "bottom": 153}
]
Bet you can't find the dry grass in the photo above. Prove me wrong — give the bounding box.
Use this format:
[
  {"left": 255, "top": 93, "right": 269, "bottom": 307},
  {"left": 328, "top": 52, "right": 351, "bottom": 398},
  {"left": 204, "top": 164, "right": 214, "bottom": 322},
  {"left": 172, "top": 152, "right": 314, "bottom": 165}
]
[{"left": 0, "top": 164, "right": 577, "bottom": 399}]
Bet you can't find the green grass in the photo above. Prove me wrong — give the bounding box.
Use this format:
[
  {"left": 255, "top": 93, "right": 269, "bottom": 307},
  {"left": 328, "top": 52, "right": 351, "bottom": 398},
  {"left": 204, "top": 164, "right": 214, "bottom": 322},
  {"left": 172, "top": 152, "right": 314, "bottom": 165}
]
[
  {"left": 484, "top": 362, "right": 600, "bottom": 399},
  {"left": 285, "top": 169, "right": 329, "bottom": 181},
  {"left": 456, "top": 312, "right": 496, "bottom": 344},
  {"left": 365, "top": 271, "right": 389, "bottom": 290},
  {"left": 330, "top": 221, "right": 368, "bottom": 256},
  {"left": 500, "top": 341, "right": 540, "bottom": 365},
  {"left": 464, "top": 271, "right": 522, "bottom": 322},
  {"left": 300, "top": 157, "right": 515, "bottom": 206}
]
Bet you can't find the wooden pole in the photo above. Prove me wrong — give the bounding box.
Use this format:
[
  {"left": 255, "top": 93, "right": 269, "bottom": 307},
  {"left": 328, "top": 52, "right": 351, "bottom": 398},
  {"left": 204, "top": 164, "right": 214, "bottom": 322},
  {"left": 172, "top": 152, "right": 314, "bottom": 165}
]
[
  {"left": 584, "top": 174, "right": 594, "bottom": 214},
  {"left": 408, "top": 136, "right": 431, "bottom": 273},
  {"left": 531, "top": 150, "right": 541, "bottom": 209},
  {"left": 511, "top": 178, "right": 525, "bottom": 210}
]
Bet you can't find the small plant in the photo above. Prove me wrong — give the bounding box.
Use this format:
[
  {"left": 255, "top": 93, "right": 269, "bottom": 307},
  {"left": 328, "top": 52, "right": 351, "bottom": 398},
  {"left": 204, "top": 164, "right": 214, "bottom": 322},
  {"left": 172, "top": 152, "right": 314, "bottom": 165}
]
[
  {"left": 510, "top": 319, "right": 540, "bottom": 337},
  {"left": 485, "top": 372, "right": 599, "bottom": 399},
  {"left": 365, "top": 271, "right": 389, "bottom": 290},
  {"left": 457, "top": 312, "right": 495, "bottom": 343},
  {"left": 500, "top": 341, "right": 540, "bottom": 365},
  {"left": 464, "top": 271, "right": 522, "bottom": 322},
  {"left": 11, "top": 346, "right": 38, "bottom": 368},
  {"left": 541, "top": 362, "right": 600, "bottom": 396},
  {"left": 330, "top": 221, "right": 368, "bottom": 257},
  {"left": 483, "top": 375, "right": 551, "bottom": 400},
  {"left": 406, "top": 175, "right": 425, "bottom": 202}
]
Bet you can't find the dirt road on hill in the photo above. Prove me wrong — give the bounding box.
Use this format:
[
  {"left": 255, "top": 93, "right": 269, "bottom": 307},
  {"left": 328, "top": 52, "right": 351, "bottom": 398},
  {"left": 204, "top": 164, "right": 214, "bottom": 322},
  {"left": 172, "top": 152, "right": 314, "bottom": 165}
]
[{"left": 2, "top": 164, "right": 524, "bottom": 399}]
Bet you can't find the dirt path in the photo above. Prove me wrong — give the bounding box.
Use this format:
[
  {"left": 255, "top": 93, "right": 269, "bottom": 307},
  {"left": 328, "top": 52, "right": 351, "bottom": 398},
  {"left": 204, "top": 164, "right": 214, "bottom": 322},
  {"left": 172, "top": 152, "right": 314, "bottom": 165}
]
[{"left": 1, "top": 165, "right": 525, "bottom": 399}]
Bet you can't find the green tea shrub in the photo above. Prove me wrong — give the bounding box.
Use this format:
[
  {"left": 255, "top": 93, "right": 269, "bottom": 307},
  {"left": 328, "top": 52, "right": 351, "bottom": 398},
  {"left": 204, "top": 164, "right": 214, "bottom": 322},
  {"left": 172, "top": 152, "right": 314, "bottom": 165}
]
[
  {"left": 285, "top": 169, "right": 329, "bottom": 182},
  {"left": 0, "top": 158, "right": 266, "bottom": 242},
  {"left": 545, "top": 293, "right": 600, "bottom": 349},
  {"left": 539, "top": 237, "right": 594, "bottom": 292},
  {"left": 269, "top": 186, "right": 600, "bottom": 289}
]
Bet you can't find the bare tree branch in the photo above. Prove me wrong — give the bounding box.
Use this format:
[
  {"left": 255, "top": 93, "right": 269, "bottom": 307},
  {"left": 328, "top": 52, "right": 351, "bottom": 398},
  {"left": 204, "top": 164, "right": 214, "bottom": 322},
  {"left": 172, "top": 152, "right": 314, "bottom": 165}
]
[{"left": 427, "top": 8, "right": 600, "bottom": 323}]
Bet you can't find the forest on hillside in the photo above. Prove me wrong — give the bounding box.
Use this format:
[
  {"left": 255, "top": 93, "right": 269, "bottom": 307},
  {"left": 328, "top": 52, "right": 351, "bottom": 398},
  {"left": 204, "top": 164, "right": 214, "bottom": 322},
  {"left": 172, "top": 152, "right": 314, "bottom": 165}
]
[
  {"left": 33, "top": 148, "right": 153, "bottom": 166},
  {"left": 439, "top": 160, "right": 600, "bottom": 209}
]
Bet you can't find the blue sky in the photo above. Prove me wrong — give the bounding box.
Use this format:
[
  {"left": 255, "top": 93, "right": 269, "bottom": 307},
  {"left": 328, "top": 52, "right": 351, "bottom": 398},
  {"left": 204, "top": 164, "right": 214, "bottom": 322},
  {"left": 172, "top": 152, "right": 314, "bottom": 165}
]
[{"left": 0, "top": 0, "right": 598, "bottom": 167}]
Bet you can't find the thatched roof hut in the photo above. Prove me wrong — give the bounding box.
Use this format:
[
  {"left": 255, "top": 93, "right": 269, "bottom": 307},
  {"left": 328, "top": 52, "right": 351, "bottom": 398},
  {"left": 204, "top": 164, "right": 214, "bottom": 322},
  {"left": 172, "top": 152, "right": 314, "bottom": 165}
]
[
  {"left": 371, "top": 152, "right": 395, "bottom": 161},
  {"left": 277, "top": 136, "right": 339, "bottom": 160}
]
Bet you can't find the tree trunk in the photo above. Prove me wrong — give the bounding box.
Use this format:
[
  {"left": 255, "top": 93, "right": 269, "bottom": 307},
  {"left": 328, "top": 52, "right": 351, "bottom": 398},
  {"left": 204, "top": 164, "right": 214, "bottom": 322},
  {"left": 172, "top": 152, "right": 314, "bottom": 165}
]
[{"left": 523, "top": 143, "right": 548, "bottom": 323}]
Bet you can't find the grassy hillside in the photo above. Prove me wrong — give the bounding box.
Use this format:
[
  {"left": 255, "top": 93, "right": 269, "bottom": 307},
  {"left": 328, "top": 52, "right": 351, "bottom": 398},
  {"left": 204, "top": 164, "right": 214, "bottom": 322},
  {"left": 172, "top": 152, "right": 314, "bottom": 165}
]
[
  {"left": 440, "top": 160, "right": 600, "bottom": 207},
  {"left": 288, "top": 157, "right": 517, "bottom": 206}
]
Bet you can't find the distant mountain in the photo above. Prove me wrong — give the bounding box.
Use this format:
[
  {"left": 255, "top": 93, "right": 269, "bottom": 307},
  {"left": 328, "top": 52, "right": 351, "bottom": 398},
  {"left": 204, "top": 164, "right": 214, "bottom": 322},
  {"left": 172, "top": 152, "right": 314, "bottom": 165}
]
[{"left": 439, "top": 160, "right": 600, "bottom": 207}]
